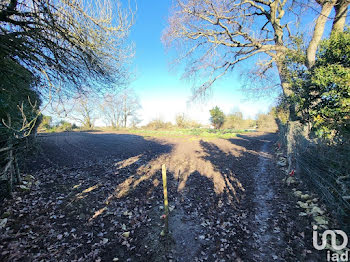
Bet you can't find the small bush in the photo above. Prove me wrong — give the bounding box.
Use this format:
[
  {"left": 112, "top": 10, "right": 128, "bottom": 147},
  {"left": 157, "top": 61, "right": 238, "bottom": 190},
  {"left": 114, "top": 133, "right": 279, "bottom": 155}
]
[
  {"left": 175, "top": 114, "right": 202, "bottom": 128},
  {"left": 38, "top": 115, "right": 52, "bottom": 130},
  {"left": 56, "top": 121, "right": 73, "bottom": 131},
  {"left": 256, "top": 112, "right": 278, "bottom": 131},
  {"left": 144, "top": 119, "right": 173, "bottom": 130},
  {"left": 223, "top": 112, "right": 256, "bottom": 130}
]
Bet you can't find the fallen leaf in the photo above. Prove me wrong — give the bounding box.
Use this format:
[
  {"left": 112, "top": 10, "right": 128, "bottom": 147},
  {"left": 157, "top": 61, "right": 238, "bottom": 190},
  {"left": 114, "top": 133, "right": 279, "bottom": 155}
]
[
  {"left": 122, "top": 231, "right": 130, "bottom": 238},
  {"left": 0, "top": 218, "right": 8, "bottom": 228}
]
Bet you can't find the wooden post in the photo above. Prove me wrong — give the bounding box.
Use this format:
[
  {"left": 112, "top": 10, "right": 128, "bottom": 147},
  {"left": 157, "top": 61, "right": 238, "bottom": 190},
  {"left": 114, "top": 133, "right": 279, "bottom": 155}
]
[{"left": 162, "top": 164, "right": 169, "bottom": 234}]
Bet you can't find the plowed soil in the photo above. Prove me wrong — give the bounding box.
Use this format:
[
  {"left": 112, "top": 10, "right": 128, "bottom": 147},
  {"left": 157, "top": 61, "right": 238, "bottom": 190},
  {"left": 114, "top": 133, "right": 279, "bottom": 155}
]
[{"left": 0, "top": 131, "right": 323, "bottom": 261}]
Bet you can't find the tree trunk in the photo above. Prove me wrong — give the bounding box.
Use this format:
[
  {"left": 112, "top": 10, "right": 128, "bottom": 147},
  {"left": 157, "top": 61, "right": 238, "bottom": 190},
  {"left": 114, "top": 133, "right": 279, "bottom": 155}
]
[
  {"left": 332, "top": 0, "right": 349, "bottom": 32},
  {"left": 275, "top": 57, "right": 299, "bottom": 121},
  {"left": 306, "top": 1, "right": 336, "bottom": 68}
]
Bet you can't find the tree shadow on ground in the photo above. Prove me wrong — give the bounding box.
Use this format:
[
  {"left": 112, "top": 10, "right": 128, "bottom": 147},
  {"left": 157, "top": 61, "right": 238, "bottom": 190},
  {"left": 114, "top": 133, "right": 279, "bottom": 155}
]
[
  {"left": 29, "top": 132, "right": 173, "bottom": 170},
  {"left": 0, "top": 132, "right": 177, "bottom": 261},
  {"left": 129, "top": 171, "right": 219, "bottom": 262},
  {"left": 198, "top": 139, "right": 258, "bottom": 206},
  {"left": 4, "top": 132, "right": 278, "bottom": 262},
  {"left": 230, "top": 133, "right": 277, "bottom": 151}
]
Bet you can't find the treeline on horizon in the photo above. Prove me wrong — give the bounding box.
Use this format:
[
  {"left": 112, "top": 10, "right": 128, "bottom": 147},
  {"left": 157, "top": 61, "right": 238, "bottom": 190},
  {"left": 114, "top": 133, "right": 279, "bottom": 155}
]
[{"left": 38, "top": 106, "right": 277, "bottom": 133}]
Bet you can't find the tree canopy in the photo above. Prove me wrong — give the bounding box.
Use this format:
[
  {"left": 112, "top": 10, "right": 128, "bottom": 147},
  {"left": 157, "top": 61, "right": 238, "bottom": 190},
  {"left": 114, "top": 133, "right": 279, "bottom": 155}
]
[{"left": 0, "top": 0, "right": 134, "bottom": 98}]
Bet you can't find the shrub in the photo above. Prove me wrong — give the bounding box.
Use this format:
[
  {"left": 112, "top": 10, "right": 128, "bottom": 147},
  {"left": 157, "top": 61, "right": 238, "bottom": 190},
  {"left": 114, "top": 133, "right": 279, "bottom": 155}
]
[
  {"left": 175, "top": 113, "right": 187, "bottom": 128},
  {"left": 38, "top": 115, "right": 52, "bottom": 130},
  {"left": 0, "top": 59, "right": 41, "bottom": 143},
  {"left": 223, "top": 112, "right": 255, "bottom": 130},
  {"left": 145, "top": 119, "right": 173, "bottom": 130},
  {"left": 256, "top": 112, "right": 278, "bottom": 131},
  {"left": 289, "top": 29, "right": 350, "bottom": 140},
  {"left": 209, "top": 106, "right": 225, "bottom": 129},
  {"left": 57, "top": 121, "right": 73, "bottom": 131},
  {"left": 175, "top": 113, "right": 202, "bottom": 128}
]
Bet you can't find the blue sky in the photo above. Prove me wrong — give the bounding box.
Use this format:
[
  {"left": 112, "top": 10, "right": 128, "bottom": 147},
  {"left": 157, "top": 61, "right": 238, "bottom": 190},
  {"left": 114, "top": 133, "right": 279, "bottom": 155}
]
[
  {"left": 127, "top": 0, "right": 277, "bottom": 125},
  {"left": 45, "top": 0, "right": 343, "bottom": 126}
]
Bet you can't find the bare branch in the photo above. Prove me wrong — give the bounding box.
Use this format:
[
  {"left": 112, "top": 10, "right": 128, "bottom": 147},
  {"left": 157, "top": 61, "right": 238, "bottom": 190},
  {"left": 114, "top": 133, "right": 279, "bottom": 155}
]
[
  {"left": 0, "top": 0, "right": 135, "bottom": 98},
  {"left": 163, "top": 0, "right": 348, "bottom": 99}
]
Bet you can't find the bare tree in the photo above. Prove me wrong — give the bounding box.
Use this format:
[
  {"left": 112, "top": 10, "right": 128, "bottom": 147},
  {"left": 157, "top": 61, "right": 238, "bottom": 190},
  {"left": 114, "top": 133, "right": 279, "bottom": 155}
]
[
  {"left": 71, "top": 94, "right": 96, "bottom": 129},
  {"left": 120, "top": 88, "right": 141, "bottom": 128},
  {"left": 162, "top": 0, "right": 349, "bottom": 100},
  {"left": 101, "top": 92, "right": 123, "bottom": 128},
  {"left": 100, "top": 88, "right": 141, "bottom": 128},
  {"left": 130, "top": 116, "right": 142, "bottom": 128},
  {"left": 0, "top": 0, "right": 135, "bottom": 98}
]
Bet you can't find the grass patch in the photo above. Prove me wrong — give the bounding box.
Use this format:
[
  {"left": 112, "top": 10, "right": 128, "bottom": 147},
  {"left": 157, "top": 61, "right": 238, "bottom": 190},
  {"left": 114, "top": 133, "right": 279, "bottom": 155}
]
[
  {"left": 126, "top": 128, "right": 254, "bottom": 139},
  {"left": 39, "top": 127, "right": 256, "bottom": 139}
]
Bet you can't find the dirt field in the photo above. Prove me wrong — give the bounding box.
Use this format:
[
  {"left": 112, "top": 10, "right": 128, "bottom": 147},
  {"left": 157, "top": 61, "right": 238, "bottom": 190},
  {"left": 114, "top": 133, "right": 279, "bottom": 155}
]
[{"left": 0, "top": 131, "right": 323, "bottom": 261}]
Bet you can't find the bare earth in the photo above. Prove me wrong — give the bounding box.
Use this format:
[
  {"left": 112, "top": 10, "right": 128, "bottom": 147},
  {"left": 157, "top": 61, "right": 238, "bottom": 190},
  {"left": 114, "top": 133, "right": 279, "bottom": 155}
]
[{"left": 0, "top": 131, "right": 324, "bottom": 261}]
